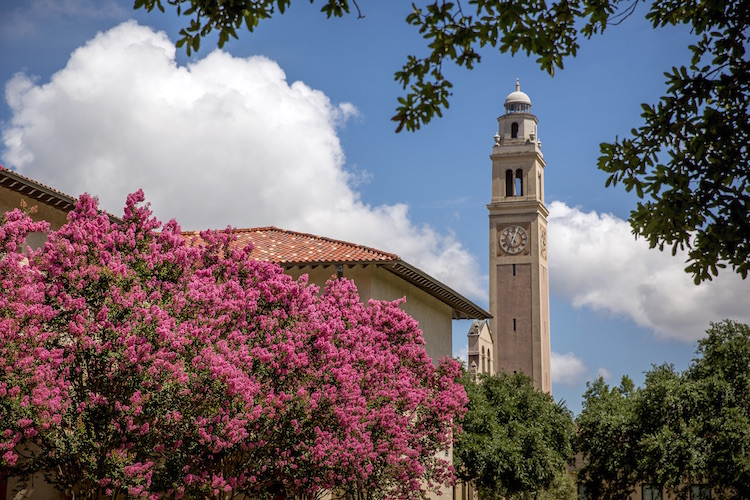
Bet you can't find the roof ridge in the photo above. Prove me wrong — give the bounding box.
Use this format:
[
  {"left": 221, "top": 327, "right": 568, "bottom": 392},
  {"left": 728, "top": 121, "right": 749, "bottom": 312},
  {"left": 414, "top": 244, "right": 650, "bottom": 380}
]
[
  {"left": 182, "top": 226, "right": 401, "bottom": 261},
  {"left": 252, "top": 226, "right": 401, "bottom": 261}
]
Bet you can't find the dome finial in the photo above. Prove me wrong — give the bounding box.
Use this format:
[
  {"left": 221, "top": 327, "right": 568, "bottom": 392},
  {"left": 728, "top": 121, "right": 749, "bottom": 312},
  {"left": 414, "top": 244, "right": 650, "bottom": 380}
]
[{"left": 504, "top": 79, "right": 531, "bottom": 114}]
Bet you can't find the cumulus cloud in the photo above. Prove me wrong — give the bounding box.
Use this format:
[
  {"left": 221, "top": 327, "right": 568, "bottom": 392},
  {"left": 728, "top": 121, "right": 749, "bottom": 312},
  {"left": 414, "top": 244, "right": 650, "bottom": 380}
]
[
  {"left": 548, "top": 201, "right": 750, "bottom": 342},
  {"left": 551, "top": 351, "right": 587, "bottom": 386},
  {"left": 596, "top": 367, "right": 612, "bottom": 380},
  {"left": 1, "top": 21, "right": 485, "bottom": 301}
]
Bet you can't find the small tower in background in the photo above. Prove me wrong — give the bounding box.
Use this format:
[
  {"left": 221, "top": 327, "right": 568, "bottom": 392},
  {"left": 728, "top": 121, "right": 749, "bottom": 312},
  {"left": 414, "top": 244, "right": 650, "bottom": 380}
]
[{"left": 467, "top": 320, "right": 494, "bottom": 380}]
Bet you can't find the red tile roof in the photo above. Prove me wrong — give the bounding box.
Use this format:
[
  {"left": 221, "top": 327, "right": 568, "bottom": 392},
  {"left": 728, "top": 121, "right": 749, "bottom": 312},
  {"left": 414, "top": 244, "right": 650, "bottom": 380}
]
[
  {"left": 184, "top": 226, "right": 400, "bottom": 265},
  {"left": 183, "top": 226, "right": 490, "bottom": 320},
  {"left": 0, "top": 166, "right": 488, "bottom": 321}
]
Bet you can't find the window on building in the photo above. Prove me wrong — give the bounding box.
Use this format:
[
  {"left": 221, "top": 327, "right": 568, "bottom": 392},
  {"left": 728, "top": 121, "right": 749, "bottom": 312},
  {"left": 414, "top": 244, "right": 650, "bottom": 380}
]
[
  {"left": 515, "top": 169, "right": 523, "bottom": 196},
  {"left": 513, "top": 263, "right": 516, "bottom": 276},
  {"left": 690, "top": 485, "right": 711, "bottom": 500},
  {"left": 506, "top": 169, "right": 514, "bottom": 196},
  {"left": 511, "top": 122, "right": 519, "bottom": 139},
  {"left": 513, "top": 318, "right": 517, "bottom": 331},
  {"left": 643, "top": 485, "right": 662, "bottom": 500}
]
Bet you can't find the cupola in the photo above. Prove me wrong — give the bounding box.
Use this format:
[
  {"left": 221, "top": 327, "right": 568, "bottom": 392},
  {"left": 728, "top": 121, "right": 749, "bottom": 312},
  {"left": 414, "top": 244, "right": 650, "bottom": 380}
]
[
  {"left": 504, "top": 78, "right": 531, "bottom": 114},
  {"left": 494, "top": 79, "right": 539, "bottom": 147}
]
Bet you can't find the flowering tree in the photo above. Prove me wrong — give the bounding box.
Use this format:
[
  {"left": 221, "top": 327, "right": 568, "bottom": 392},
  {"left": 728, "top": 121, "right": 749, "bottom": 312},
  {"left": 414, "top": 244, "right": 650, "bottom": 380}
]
[{"left": 0, "top": 192, "right": 466, "bottom": 499}]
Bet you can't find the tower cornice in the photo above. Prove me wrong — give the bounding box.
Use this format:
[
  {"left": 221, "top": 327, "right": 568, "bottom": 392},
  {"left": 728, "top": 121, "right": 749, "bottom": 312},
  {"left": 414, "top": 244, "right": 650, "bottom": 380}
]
[
  {"left": 490, "top": 148, "right": 545, "bottom": 164},
  {"left": 487, "top": 200, "right": 549, "bottom": 219}
]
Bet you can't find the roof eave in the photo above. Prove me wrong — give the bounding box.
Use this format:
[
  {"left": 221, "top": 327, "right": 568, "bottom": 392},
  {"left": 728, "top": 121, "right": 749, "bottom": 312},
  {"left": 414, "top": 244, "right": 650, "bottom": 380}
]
[
  {"left": 279, "top": 259, "right": 490, "bottom": 320},
  {"left": 0, "top": 168, "right": 77, "bottom": 213},
  {"left": 0, "top": 167, "right": 122, "bottom": 224},
  {"left": 381, "top": 261, "right": 491, "bottom": 321}
]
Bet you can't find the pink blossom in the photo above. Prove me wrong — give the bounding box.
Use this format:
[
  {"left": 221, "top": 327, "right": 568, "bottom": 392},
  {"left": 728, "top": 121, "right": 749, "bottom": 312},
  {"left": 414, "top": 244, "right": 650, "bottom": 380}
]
[{"left": 0, "top": 192, "right": 465, "bottom": 499}]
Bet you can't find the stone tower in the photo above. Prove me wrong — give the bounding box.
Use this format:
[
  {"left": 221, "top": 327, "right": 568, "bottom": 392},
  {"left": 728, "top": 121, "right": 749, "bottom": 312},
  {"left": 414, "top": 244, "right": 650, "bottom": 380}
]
[{"left": 488, "top": 79, "right": 551, "bottom": 393}]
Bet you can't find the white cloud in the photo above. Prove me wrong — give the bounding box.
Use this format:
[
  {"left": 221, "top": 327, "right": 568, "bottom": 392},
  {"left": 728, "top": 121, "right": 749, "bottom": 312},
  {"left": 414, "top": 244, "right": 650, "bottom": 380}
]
[
  {"left": 551, "top": 351, "right": 587, "bottom": 386},
  {"left": 548, "top": 201, "right": 750, "bottom": 342},
  {"left": 596, "top": 367, "right": 612, "bottom": 380},
  {"left": 0, "top": 21, "right": 485, "bottom": 301}
]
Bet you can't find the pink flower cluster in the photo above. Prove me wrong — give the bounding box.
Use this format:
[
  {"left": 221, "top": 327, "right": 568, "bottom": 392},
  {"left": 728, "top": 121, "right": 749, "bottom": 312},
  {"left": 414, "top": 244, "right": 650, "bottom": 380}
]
[{"left": 0, "top": 191, "right": 467, "bottom": 499}]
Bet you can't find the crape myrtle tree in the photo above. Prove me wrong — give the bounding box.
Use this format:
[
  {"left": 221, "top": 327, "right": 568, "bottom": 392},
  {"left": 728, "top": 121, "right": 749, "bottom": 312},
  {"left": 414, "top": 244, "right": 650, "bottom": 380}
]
[
  {"left": 454, "top": 372, "right": 576, "bottom": 500},
  {"left": 133, "top": 0, "right": 750, "bottom": 284},
  {"left": 0, "top": 191, "right": 467, "bottom": 499},
  {"left": 576, "top": 320, "right": 750, "bottom": 499}
]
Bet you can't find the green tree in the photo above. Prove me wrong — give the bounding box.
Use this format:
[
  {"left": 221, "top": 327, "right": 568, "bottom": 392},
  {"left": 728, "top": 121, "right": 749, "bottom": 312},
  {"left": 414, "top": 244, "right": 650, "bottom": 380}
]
[
  {"left": 514, "top": 473, "right": 577, "bottom": 500},
  {"left": 133, "top": 0, "right": 750, "bottom": 283},
  {"left": 454, "top": 372, "right": 576, "bottom": 500},
  {"left": 575, "top": 376, "right": 638, "bottom": 499},
  {"left": 632, "top": 364, "right": 706, "bottom": 497},
  {"left": 576, "top": 320, "right": 750, "bottom": 499},
  {"left": 687, "top": 320, "right": 750, "bottom": 498}
]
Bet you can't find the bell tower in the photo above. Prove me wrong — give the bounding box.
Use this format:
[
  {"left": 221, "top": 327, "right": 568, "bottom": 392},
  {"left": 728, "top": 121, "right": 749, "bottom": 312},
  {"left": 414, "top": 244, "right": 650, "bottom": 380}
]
[{"left": 488, "top": 79, "right": 551, "bottom": 393}]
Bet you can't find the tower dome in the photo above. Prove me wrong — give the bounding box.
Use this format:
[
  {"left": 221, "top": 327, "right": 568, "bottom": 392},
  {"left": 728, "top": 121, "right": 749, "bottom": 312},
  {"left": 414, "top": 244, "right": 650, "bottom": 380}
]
[{"left": 504, "top": 78, "right": 531, "bottom": 114}]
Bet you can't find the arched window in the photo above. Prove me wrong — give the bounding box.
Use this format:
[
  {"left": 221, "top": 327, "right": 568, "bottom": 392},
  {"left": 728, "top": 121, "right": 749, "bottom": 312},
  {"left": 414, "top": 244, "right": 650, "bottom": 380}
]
[
  {"left": 515, "top": 169, "right": 523, "bottom": 196},
  {"left": 481, "top": 346, "right": 486, "bottom": 373},
  {"left": 511, "top": 122, "right": 519, "bottom": 139},
  {"left": 506, "top": 169, "right": 514, "bottom": 196}
]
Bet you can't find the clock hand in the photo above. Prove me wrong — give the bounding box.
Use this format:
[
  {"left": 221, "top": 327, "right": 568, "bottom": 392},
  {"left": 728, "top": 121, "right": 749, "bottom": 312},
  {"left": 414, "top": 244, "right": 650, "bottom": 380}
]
[{"left": 511, "top": 227, "right": 519, "bottom": 245}]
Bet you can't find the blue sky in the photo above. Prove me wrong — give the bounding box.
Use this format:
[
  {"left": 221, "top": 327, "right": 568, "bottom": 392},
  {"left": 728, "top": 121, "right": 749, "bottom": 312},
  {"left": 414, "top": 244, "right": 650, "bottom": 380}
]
[{"left": 1, "top": 0, "right": 748, "bottom": 412}]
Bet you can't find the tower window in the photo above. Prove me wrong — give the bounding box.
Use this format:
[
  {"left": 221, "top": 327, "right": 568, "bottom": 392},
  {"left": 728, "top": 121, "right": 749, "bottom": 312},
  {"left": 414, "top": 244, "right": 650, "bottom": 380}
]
[
  {"left": 513, "top": 318, "right": 517, "bottom": 331},
  {"left": 505, "top": 169, "right": 514, "bottom": 196},
  {"left": 513, "top": 264, "right": 516, "bottom": 276},
  {"left": 511, "top": 122, "right": 519, "bottom": 139},
  {"left": 515, "top": 169, "right": 523, "bottom": 196}
]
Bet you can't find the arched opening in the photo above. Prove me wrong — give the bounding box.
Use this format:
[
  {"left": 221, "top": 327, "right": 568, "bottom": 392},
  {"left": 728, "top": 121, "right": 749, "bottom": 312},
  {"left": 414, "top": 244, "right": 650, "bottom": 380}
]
[
  {"left": 505, "top": 169, "right": 514, "bottom": 196},
  {"left": 511, "top": 122, "right": 519, "bottom": 139},
  {"left": 515, "top": 169, "right": 523, "bottom": 196},
  {"left": 481, "top": 346, "right": 486, "bottom": 373}
]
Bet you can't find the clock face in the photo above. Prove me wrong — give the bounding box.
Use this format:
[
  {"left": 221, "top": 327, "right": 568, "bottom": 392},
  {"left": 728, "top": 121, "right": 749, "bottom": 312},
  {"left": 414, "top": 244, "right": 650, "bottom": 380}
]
[{"left": 499, "top": 225, "right": 528, "bottom": 254}]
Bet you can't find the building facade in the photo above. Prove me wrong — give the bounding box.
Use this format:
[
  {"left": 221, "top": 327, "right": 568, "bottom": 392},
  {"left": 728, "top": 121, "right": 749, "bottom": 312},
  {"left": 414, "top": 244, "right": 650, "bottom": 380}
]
[
  {"left": 483, "top": 80, "right": 552, "bottom": 393},
  {"left": 0, "top": 169, "right": 490, "bottom": 500},
  {"left": 185, "top": 226, "right": 490, "bottom": 365}
]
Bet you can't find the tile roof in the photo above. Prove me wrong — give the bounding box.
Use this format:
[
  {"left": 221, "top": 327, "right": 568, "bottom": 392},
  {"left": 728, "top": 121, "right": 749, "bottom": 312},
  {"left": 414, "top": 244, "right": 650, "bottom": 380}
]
[
  {"left": 183, "top": 226, "right": 490, "bottom": 321},
  {"left": 0, "top": 169, "right": 488, "bottom": 320},
  {"left": 184, "top": 226, "right": 400, "bottom": 264}
]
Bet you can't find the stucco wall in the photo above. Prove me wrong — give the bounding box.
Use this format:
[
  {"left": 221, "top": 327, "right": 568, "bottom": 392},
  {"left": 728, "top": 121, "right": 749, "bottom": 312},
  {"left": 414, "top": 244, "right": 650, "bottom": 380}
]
[
  {"left": 369, "top": 266, "right": 453, "bottom": 365},
  {"left": 0, "top": 186, "right": 70, "bottom": 251},
  {"left": 0, "top": 187, "right": 69, "bottom": 230},
  {"left": 284, "top": 264, "right": 453, "bottom": 365}
]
